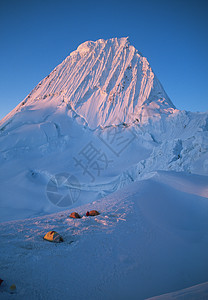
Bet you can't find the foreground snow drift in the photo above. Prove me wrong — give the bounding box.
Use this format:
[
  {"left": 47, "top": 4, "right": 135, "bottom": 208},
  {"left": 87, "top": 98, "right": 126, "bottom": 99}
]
[{"left": 1, "top": 171, "right": 208, "bottom": 299}]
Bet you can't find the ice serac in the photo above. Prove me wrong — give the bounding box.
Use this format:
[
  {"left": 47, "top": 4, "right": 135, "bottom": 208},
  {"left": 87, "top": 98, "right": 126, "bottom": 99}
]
[{"left": 0, "top": 37, "right": 176, "bottom": 130}]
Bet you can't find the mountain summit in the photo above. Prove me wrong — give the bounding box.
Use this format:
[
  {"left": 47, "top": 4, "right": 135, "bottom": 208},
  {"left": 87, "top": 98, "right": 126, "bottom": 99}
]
[{"left": 1, "top": 37, "right": 176, "bottom": 129}]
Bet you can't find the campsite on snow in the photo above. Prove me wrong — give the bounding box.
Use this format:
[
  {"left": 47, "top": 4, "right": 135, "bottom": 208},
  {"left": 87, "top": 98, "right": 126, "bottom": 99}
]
[{"left": 0, "top": 37, "right": 208, "bottom": 299}]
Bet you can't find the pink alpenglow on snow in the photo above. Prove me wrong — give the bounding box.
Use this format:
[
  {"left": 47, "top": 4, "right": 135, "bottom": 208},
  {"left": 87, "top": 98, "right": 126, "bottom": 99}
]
[{"left": 0, "top": 37, "right": 176, "bottom": 130}]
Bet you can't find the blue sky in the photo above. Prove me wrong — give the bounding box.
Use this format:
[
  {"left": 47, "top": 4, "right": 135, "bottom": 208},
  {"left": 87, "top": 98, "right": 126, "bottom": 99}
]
[{"left": 0, "top": 0, "right": 207, "bottom": 120}]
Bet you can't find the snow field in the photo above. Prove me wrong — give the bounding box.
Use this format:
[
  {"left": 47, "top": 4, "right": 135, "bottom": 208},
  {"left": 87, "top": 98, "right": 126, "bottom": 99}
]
[{"left": 0, "top": 171, "right": 208, "bottom": 299}]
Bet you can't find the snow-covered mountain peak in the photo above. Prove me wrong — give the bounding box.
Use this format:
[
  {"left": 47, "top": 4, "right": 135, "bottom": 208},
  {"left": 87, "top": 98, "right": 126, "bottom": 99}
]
[{"left": 0, "top": 37, "right": 176, "bottom": 129}]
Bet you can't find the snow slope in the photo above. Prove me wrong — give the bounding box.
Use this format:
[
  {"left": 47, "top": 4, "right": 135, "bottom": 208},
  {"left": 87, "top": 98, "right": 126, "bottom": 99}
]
[
  {"left": 0, "top": 107, "right": 207, "bottom": 222},
  {"left": 0, "top": 172, "right": 208, "bottom": 299}
]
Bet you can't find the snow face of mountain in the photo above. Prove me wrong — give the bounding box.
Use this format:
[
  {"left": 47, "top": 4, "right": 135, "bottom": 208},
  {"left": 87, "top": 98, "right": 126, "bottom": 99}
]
[{"left": 0, "top": 37, "right": 175, "bottom": 129}]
